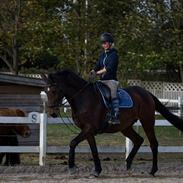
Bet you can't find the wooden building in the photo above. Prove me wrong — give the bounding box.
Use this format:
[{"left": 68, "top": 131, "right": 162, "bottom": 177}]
[
  {"left": 0, "top": 73, "right": 45, "bottom": 112},
  {"left": 0, "top": 73, "right": 46, "bottom": 146}
]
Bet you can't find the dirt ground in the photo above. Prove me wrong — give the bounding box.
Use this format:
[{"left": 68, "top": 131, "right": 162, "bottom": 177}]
[{"left": 0, "top": 153, "right": 183, "bottom": 183}]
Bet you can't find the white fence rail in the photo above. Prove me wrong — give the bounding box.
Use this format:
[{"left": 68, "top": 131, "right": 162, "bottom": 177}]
[
  {"left": 0, "top": 92, "right": 183, "bottom": 166},
  {"left": 0, "top": 112, "right": 47, "bottom": 166},
  {"left": 1, "top": 116, "right": 182, "bottom": 163}
]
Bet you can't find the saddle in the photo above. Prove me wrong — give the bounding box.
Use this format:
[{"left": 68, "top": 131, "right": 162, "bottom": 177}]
[
  {"left": 96, "top": 81, "right": 134, "bottom": 109},
  {"left": 95, "top": 81, "right": 111, "bottom": 108},
  {"left": 95, "top": 81, "right": 134, "bottom": 133}
]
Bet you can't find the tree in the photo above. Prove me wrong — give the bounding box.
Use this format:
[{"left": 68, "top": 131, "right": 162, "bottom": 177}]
[
  {"left": 115, "top": 0, "right": 183, "bottom": 81},
  {"left": 0, "top": 0, "right": 183, "bottom": 82},
  {"left": 19, "top": 0, "right": 65, "bottom": 71},
  {"left": 0, "top": 0, "right": 22, "bottom": 74}
]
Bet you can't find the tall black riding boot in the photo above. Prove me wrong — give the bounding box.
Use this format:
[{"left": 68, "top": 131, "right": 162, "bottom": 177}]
[{"left": 109, "top": 98, "right": 120, "bottom": 125}]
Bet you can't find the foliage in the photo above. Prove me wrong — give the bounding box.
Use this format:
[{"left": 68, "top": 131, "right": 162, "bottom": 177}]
[{"left": 0, "top": 0, "right": 183, "bottom": 81}]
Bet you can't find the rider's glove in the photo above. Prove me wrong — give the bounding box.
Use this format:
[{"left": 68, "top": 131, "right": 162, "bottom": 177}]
[{"left": 89, "top": 70, "right": 96, "bottom": 80}]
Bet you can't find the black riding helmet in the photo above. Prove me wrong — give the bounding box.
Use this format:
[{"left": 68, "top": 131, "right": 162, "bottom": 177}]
[{"left": 100, "top": 32, "right": 114, "bottom": 43}]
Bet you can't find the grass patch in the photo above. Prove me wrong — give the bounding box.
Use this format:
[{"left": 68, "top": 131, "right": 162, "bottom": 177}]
[{"left": 47, "top": 124, "right": 183, "bottom": 146}]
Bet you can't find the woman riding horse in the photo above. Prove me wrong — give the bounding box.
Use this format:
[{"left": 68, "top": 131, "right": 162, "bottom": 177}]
[{"left": 89, "top": 32, "right": 119, "bottom": 124}]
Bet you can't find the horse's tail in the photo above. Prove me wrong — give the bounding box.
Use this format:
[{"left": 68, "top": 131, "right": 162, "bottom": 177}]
[{"left": 150, "top": 93, "right": 183, "bottom": 132}]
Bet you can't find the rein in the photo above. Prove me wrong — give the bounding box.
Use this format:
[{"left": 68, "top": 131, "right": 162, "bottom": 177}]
[
  {"left": 58, "top": 82, "right": 90, "bottom": 133},
  {"left": 63, "top": 82, "right": 90, "bottom": 103},
  {"left": 48, "top": 82, "right": 89, "bottom": 108},
  {"left": 47, "top": 82, "right": 90, "bottom": 134},
  {"left": 57, "top": 111, "right": 80, "bottom": 134}
]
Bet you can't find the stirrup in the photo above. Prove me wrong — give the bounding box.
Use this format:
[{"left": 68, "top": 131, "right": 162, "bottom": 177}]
[{"left": 108, "top": 115, "right": 120, "bottom": 125}]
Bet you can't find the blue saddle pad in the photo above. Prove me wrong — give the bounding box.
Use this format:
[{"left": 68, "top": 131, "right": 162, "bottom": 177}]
[{"left": 117, "top": 89, "right": 133, "bottom": 108}]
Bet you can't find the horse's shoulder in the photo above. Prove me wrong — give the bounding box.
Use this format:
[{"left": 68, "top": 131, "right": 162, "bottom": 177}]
[{"left": 0, "top": 108, "right": 26, "bottom": 116}]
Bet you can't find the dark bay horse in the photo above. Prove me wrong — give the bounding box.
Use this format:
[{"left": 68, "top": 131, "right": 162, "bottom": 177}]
[
  {"left": 0, "top": 108, "right": 31, "bottom": 165},
  {"left": 42, "top": 70, "right": 183, "bottom": 177}
]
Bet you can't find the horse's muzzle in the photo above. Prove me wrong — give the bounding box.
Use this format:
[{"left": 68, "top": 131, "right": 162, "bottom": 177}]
[
  {"left": 47, "top": 106, "right": 59, "bottom": 118},
  {"left": 50, "top": 113, "right": 58, "bottom": 118},
  {"left": 24, "top": 130, "right": 31, "bottom": 138}
]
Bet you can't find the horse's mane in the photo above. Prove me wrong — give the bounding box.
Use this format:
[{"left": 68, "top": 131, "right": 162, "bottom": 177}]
[{"left": 53, "top": 69, "right": 87, "bottom": 86}]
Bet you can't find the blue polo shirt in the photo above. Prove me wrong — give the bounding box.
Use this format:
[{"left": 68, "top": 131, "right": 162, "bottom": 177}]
[{"left": 94, "top": 48, "right": 118, "bottom": 81}]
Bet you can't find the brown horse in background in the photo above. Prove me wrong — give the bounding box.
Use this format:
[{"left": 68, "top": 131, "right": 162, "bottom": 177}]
[
  {"left": 43, "top": 70, "right": 183, "bottom": 177},
  {"left": 0, "top": 108, "right": 31, "bottom": 165}
]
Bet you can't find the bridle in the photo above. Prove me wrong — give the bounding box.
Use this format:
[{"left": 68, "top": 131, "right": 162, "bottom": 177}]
[
  {"left": 46, "top": 82, "right": 90, "bottom": 134},
  {"left": 46, "top": 83, "right": 61, "bottom": 108},
  {"left": 64, "top": 82, "right": 89, "bottom": 102}
]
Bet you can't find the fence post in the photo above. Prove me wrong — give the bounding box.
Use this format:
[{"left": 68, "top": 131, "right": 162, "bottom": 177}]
[
  {"left": 178, "top": 96, "right": 181, "bottom": 109},
  {"left": 178, "top": 96, "right": 183, "bottom": 136},
  {"left": 125, "top": 137, "right": 133, "bottom": 159},
  {"left": 181, "top": 97, "right": 183, "bottom": 118},
  {"left": 39, "top": 113, "right": 47, "bottom": 166},
  {"left": 39, "top": 91, "right": 48, "bottom": 166}
]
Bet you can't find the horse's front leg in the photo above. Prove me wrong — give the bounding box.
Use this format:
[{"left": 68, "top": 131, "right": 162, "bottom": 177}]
[
  {"left": 87, "top": 135, "right": 102, "bottom": 177},
  {"left": 68, "top": 131, "right": 86, "bottom": 174}
]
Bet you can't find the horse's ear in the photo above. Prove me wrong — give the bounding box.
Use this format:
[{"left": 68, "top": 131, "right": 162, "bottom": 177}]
[
  {"left": 49, "top": 73, "right": 56, "bottom": 83},
  {"left": 42, "top": 72, "right": 56, "bottom": 85},
  {"left": 41, "top": 73, "right": 48, "bottom": 83}
]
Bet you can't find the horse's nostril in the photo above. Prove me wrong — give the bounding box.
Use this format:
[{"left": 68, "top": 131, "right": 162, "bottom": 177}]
[
  {"left": 51, "top": 113, "right": 58, "bottom": 118},
  {"left": 24, "top": 130, "right": 31, "bottom": 137}
]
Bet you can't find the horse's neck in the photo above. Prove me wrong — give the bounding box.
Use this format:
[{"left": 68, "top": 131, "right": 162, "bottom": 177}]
[
  {"left": 63, "top": 75, "right": 87, "bottom": 96},
  {"left": 65, "top": 84, "right": 96, "bottom": 115},
  {"left": 58, "top": 74, "right": 104, "bottom": 114}
]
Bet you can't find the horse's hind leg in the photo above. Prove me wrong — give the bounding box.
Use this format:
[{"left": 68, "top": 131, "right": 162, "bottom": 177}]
[
  {"left": 9, "top": 153, "right": 20, "bottom": 165},
  {"left": 0, "top": 153, "right": 5, "bottom": 164},
  {"left": 121, "top": 126, "right": 144, "bottom": 170},
  {"left": 4, "top": 153, "right": 10, "bottom": 166},
  {"left": 141, "top": 119, "right": 158, "bottom": 176}
]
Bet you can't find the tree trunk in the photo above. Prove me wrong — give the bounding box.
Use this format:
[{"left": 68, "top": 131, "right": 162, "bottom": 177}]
[
  {"left": 179, "top": 63, "right": 183, "bottom": 136},
  {"left": 179, "top": 64, "right": 183, "bottom": 82},
  {"left": 83, "top": 0, "right": 88, "bottom": 76},
  {"left": 0, "top": 0, "right": 21, "bottom": 75},
  {"left": 12, "top": 0, "right": 21, "bottom": 75},
  {"left": 12, "top": 46, "right": 18, "bottom": 75},
  {"left": 0, "top": 55, "right": 14, "bottom": 73}
]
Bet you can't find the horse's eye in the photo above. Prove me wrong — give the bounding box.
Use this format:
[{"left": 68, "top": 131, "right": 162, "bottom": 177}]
[{"left": 52, "top": 90, "right": 56, "bottom": 94}]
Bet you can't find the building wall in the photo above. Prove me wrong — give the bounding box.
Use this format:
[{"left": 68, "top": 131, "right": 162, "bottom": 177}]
[
  {"left": 0, "top": 83, "right": 44, "bottom": 112},
  {"left": 0, "top": 82, "right": 43, "bottom": 146}
]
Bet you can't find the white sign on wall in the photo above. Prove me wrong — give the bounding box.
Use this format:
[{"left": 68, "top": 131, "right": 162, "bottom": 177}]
[{"left": 28, "top": 112, "right": 40, "bottom": 123}]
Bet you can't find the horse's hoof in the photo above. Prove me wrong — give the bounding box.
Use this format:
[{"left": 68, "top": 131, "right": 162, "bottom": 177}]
[
  {"left": 149, "top": 168, "right": 158, "bottom": 176},
  {"left": 126, "top": 160, "right": 132, "bottom": 170},
  {"left": 126, "top": 165, "right": 131, "bottom": 171},
  {"left": 3, "top": 163, "right": 9, "bottom": 166},
  {"left": 69, "top": 165, "right": 78, "bottom": 175},
  {"left": 149, "top": 172, "right": 155, "bottom": 177},
  {"left": 126, "top": 169, "right": 133, "bottom": 176},
  {"left": 89, "top": 169, "right": 100, "bottom": 178}
]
